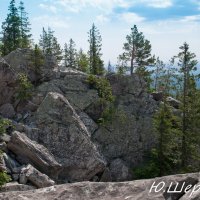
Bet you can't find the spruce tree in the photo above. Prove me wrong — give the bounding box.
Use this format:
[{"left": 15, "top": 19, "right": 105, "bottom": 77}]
[
  {"left": 18, "top": 1, "right": 32, "bottom": 48},
  {"left": 88, "top": 23, "right": 104, "bottom": 75},
  {"left": 152, "top": 57, "right": 165, "bottom": 91},
  {"left": 153, "top": 100, "right": 181, "bottom": 176},
  {"left": 107, "top": 61, "right": 113, "bottom": 74},
  {"left": 63, "top": 39, "right": 77, "bottom": 68},
  {"left": 39, "top": 27, "right": 62, "bottom": 63},
  {"left": 0, "top": 0, "right": 21, "bottom": 56},
  {"left": 176, "top": 42, "right": 199, "bottom": 169}
]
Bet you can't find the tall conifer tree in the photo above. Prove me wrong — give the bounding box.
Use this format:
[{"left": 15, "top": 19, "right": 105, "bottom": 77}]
[
  {"left": 88, "top": 24, "right": 104, "bottom": 75},
  {"left": 18, "top": 1, "right": 32, "bottom": 48},
  {"left": 0, "top": 0, "right": 21, "bottom": 55}
]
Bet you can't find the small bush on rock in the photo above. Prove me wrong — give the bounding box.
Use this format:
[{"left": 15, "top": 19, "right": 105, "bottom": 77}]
[
  {"left": 0, "top": 171, "right": 11, "bottom": 187},
  {"left": 0, "top": 118, "right": 11, "bottom": 135},
  {"left": 86, "top": 75, "right": 115, "bottom": 103},
  {"left": 16, "top": 73, "right": 33, "bottom": 100}
]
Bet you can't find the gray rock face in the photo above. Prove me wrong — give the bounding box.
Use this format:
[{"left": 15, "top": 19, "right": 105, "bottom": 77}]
[
  {"left": 0, "top": 173, "right": 199, "bottom": 200},
  {"left": 109, "top": 159, "right": 132, "bottom": 182},
  {"left": 34, "top": 92, "right": 106, "bottom": 182},
  {"left": 90, "top": 75, "right": 158, "bottom": 180},
  {"left": 0, "top": 103, "right": 15, "bottom": 118},
  {"left": 21, "top": 164, "right": 55, "bottom": 188},
  {"left": 0, "top": 60, "right": 17, "bottom": 106},
  {"left": 7, "top": 131, "right": 61, "bottom": 179},
  {"left": 0, "top": 182, "right": 36, "bottom": 193},
  {"left": 166, "top": 96, "right": 181, "bottom": 109},
  {"left": 3, "top": 48, "right": 58, "bottom": 83}
]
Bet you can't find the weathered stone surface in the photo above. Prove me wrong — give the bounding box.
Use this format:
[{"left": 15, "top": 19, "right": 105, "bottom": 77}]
[
  {"left": 0, "top": 182, "right": 36, "bottom": 193},
  {"left": 21, "top": 164, "right": 55, "bottom": 188},
  {"left": 0, "top": 142, "right": 7, "bottom": 153},
  {"left": 166, "top": 96, "right": 181, "bottom": 109},
  {"left": 109, "top": 158, "right": 132, "bottom": 182},
  {"left": 0, "top": 173, "right": 199, "bottom": 200},
  {"left": 34, "top": 92, "right": 106, "bottom": 182},
  {"left": 0, "top": 60, "right": 17, "bottom": 106},
  {"left": 7, "top": 131, "right": 61, "bottom": 179},
  {"left": 3, "top": 153, "right": 20, "bottom": 173},
  {"left": 90, "top": 74, "right": 158, "bottom": 179},
  {"left": 0, "top": 134, "right": 11, "bottom": 143},
  {"left": 0, "top": 103, "right": 15, "bottom": 118},
  {"left": 3, "top": 48, "right": 58, "bottom": 83},
  {"left": 0, "top": 154, "right": 7, "bottom": 171},
  {"left": 78, "top": 111, "right": 98, "bottom": 136},
  {"left": 100, "top": 168, "right": 112, "bottom": 182}
]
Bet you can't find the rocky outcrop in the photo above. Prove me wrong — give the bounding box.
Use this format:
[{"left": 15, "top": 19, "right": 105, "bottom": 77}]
[
  {"left": 0, "top": 182, "right": 36, "bottom": 193},
  {"left": 7, "top": 131, "right": 61, "bottom": 179},
  {"left": 90, "top": 75, "right": 158, "bottom": 180},
  {"left": 0, "top": 49, "right": 160, "bottom": 184},
  {"left": 34, "top": 92, "right": 106, "bottom": 182},
  {"left": 0, "top": 173, "right": 199, "bottom": 200},
  {"left": 3, "top": 48, "right": 58, "bottom": 83},
  {"left": 0, "top": 103, "right": 15, "bottom": 118},
  {"left": 0, "top": 60, "right": 17, "bottom": 107},
  {"left": 20, "top": 164, "right": 55, "bottom": 188},
  {"left": 166, "top": 96, "right": 181, "bottom": 109}
]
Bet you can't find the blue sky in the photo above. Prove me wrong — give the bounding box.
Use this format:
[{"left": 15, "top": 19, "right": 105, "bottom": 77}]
[{"left": 0, "top": 0, "right": 200, "bottom": 65}]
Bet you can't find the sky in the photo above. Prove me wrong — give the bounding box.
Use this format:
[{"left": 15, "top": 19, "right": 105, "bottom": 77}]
[{"left": 0, "top": 0, "right": 200, "bottom": 65}]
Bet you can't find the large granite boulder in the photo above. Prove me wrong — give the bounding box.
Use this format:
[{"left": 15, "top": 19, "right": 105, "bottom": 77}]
[
  {"left": 0, "top": 173, "right": 199, "bottom": 200},
  {"left": 0, "top": 182, "right": 36, "bottom": 193},
  {"left": 0, "top": 60, "right": 17, "bottom": 106},
  {"left": 89, "top": 74, "right": 158, "bottom": 180},
  {"left": 0, "top": 103, "right": 15, "bottom": 118},
  {"left": 20, "top": 164, "right": 55, "bottom": 188},
  {"left": 3, "top": 48, "right": 58, "bottom": 83},
  {"left": 7, "top": 131, "right": 61, "bottom": 180},
  {"left": 33, "top": 92, "right": 106, "bottom": 182}
]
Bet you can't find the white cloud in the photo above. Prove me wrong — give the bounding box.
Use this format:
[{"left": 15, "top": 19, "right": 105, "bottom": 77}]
[
  {"left": 54, "top": 0, "right": 133, "bottom": 13},
  {"left": 39, "top": 3, "right": 57, "bottom": 13},
  {"left": 33, "top": 15, "right": 70, "bottom": 29},
  {"left": 180, "top": 15, "right": 200, "bottom": 22},
  {"left": 120, "top": 12, "right": 145, "bottom": 24},
  {"left": 141, "top": 0, "right": 173, "bottom": 8},
  {"left": 96, "top": 15, "right": 110, "bottom": 24}
]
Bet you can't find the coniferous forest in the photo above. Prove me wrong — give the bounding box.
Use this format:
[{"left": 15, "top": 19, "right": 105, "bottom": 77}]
[{"left": 1, "top": 0, "right": 200, "bottom": 190}]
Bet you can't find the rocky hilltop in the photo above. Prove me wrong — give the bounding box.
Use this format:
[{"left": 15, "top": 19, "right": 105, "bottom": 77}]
[{"left": 1, "top": 48, "right": 191, "bottom": 199}]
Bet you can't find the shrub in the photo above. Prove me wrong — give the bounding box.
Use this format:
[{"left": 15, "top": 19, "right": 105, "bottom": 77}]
[
  {"left": 0, "top": 171, "right": 11, "bottom": 187},
  {"left": 16, "top": 73, "right": 33, "bottom": 100},
  {"left": 0, "top": 118, "right": 11, "bottom": 135},
  {"left": 133, "top": 149, "right": 160, "bottom": 179},
  {"left": 86, "top": 75, "right": 115, "bottom": 103}
]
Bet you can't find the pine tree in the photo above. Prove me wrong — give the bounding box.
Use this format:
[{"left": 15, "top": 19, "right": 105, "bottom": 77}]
[
  {"left": 88, "top": 23, "right": 104, "bottom": 75},
  {"left": 0, "top": 0, "right": 21, "bottom": 56},
  {"left": 63, "top": 39, "right": 77, "bottom": 68},
  {"left": 122, "top": 25, "right": 152, "bottom": 75},
  {"left": 77, "top": 48, "right": 89, "bottom": 72},
  {"left": 18, "top": 1, "right": 32, "bottom": 48}
]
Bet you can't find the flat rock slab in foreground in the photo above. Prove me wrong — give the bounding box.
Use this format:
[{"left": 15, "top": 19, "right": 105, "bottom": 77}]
[{"left": 1, "top": 173, "right": 200, "bottom": 200}]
